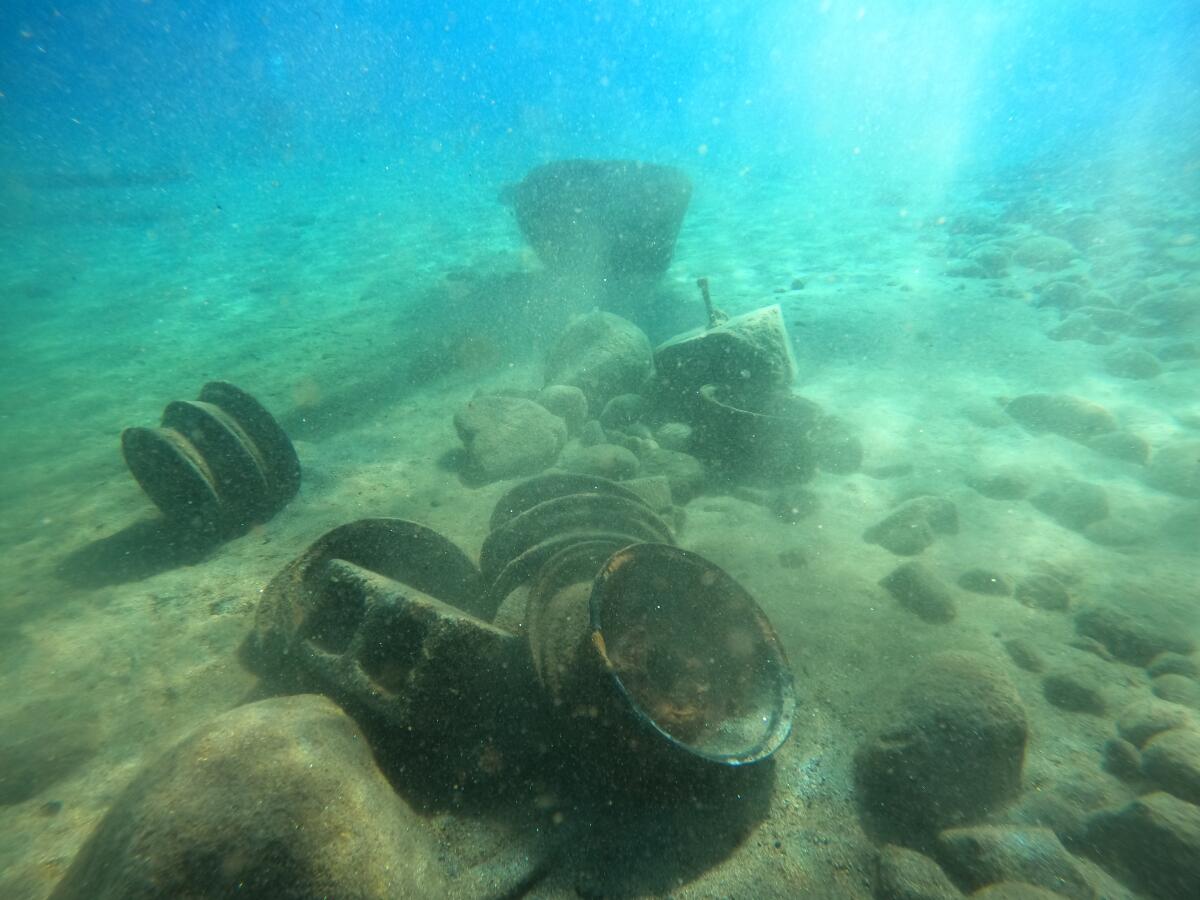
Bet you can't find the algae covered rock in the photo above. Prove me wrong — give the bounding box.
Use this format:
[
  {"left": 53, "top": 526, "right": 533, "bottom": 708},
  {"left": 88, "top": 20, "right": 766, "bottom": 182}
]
[
  {"left": 855, "top": 652, "right": 1029, "bottom": 840},
  {"left": 544, "top": 311, "right": 654, "bottom": 412},
  {"left": 454, "top": 394, "right": 568, "bottom": 482},
  {"left": 49, "top": 696, "right": 464, "bottom": 900}
]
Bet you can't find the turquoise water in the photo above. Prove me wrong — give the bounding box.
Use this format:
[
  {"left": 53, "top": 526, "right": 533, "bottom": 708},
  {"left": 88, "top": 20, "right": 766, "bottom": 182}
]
[{"left": 2, "top": 2, "right": 1199, "bottom": 898}]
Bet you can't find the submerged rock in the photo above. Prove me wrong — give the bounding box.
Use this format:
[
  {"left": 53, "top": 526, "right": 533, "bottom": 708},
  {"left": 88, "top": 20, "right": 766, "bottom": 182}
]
[
  {"left": 1084, "top": 430, "right": 1149, "bottom": 465},
  {"left": 1004, "top": 394, "right": 1118, "bottom": 442},
  {"left": 864, "top": 496, "right": 959, "bottom": 556},
  {"left": 1035, "top": 280, "right": 1086, "bottom": 312},
  {"left": 1075, "top": 605, "right": 1195, "bottom": 666},
  {"left": 454, "top": 394, "right": 567, "bottom": 482},
  {"left": 48, "top": 696, "right": 516, "bottom": 900},
  {"left": 880, "top": 561, "right": 958, "bottom": 624},
  {"left": 1042, "top": 669, "right": 1107, "bottom": 715},
  {"left": 1014, "top": 573, "right": 1071, "bottom": 612},
  {"left": 1103, "top": 347, "right": 1162, "bottom": 380},
  {"left": 636, "top": 446, "right": 706, "bottom": 503},
  {"left": 969, "top": 884, "right": 1071, "bottom": 900},
  {"left": 966, "top": 469, "right": 1033, "bottom": 501},
  {"left": 958, "top": 568, "right": 1013, "bottom": 596},
  {"left": 855, "top": 652, "right": 1028, "bottom": 839},
  {"left": 1081, "top": 792, "right": 1200, "bottom": 899},
  {"left": 560, "top": 442, "right": 640, "bottom": 481},
  {"left": 1141, "top": 728, "right": 1200, "bottom": 804},
  {"left": 544, "top": 311, "right": 654, "bottom": 412},
  {"left": 1030, "top": 480, "right": 1109, "bottom": 532},
  {"left": 934, "top": 825, "right": 1094, "bottom": 900},
  {"left": 1117, "top": 698, "right": 1195, "bottom": 748},
  {"left": 537, "top": 384, "right": 588, "bottom": 435},
  {"left": 1131, "top": 288, "right": 1200, "bottom": 330},
  {"left": 1013, "top": 235, "right": 1077, "bottom": 272},
  {"left": 874, "top": 845, "right": 963, "bottom": 900},
  {"left": 1145, "top": 440, "right": 1200, "bottom": 498},
  {"left": 1147, "top": 652, "right": 1200, "bottom": 680},
  {"left": 1103, "top": 737, "right": 1142, "bottom": 781},
  {"left": 1003, "top": 638, "right": 1046, "bottom": 673},
  {"left": 1153, "top": 674, "right": 1200, "bottom": 710}
]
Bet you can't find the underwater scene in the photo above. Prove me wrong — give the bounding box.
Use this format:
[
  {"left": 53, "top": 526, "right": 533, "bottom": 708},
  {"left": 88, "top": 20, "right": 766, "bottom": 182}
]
[{"left": 2, "top": 1, "right": 1199, "bottom": 898}]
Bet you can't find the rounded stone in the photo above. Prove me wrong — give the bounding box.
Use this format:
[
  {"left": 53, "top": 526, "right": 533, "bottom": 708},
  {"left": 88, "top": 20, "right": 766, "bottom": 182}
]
[
  {"left": 1013, "top": 235, "right": 1077, "bottom": 271},
  {"left": 1014, "top": 574, "right": 1071, "bottom": 612},
  {"left": 1141, "top": 728, "right": 1200, "bottom": 804},
  {"left": 880, "top": 561, "right": 958, "bottom": 624},
  {"left": 1153, "top": 674, "right": 1200, "bottom": 710},
  {"left": 958, "top": 569, "right": 1014, "bottom": 597},
  {"left": 560, "top": 442, "right": 640, "bottom": 481},
  {"left": 454, "top": 394, "right": 568, "bottom": 482},
  {"left": 536, "top": 384, "right": 588, "bottom": 435},
  {"left": 1102, "top": 737, "right": 1142, "bottom": 781},
  {"left": 875, "top": 845, "right": 962, "bottom": 900},
  {"left": 855, "top": 652, "right": 1028, "bottom": 839},
  {"left": 1103, "top": 347, "right": 1162, "bottom": 380},
  {"left": 544, "top": 311, "right": 654, "bottom": 413},
  {"left": 1042, "top": 669, "right": 1106, "bottom": 715},
  {"left": 1004, "top": 394, "right": 1117, "bottom": 442},
  {"left": 1145, "top": 441, "right": 1200, "bottom": 498},
  {"left": 1117, "top": 698, "right": 1194, "bottom": 748}
]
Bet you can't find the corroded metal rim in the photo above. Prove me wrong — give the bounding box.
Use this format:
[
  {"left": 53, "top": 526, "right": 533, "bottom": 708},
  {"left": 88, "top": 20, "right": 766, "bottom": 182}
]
[{"left": 589, "top": 542, "right": 795, "bottom": 765}]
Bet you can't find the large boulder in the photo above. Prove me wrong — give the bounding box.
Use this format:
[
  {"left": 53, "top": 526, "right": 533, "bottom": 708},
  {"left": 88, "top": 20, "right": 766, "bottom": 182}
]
[
  {"left": 454, "top": 394, "right": 567, "bottom": 482},
  {"left": 49, "top": 695, "right": 536, "bottom": 900},
  {"left": 544, "top": 311, "right": 654, "bottom": 412},
  {"left": 502, "top": 159, "right": 692, "bottom": 278},
  {"left": 855, "top": 652, "right": 1029, "bottom": 840}
]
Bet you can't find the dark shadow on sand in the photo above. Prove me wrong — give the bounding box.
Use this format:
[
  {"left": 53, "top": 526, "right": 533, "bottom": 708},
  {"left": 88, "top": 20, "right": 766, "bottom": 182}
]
[
  {"left": 276, "top": 266, "right": 696, "bottom": 443},
  {"left": 57, "top": 517, "right": 224, "bottom": 588}
]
